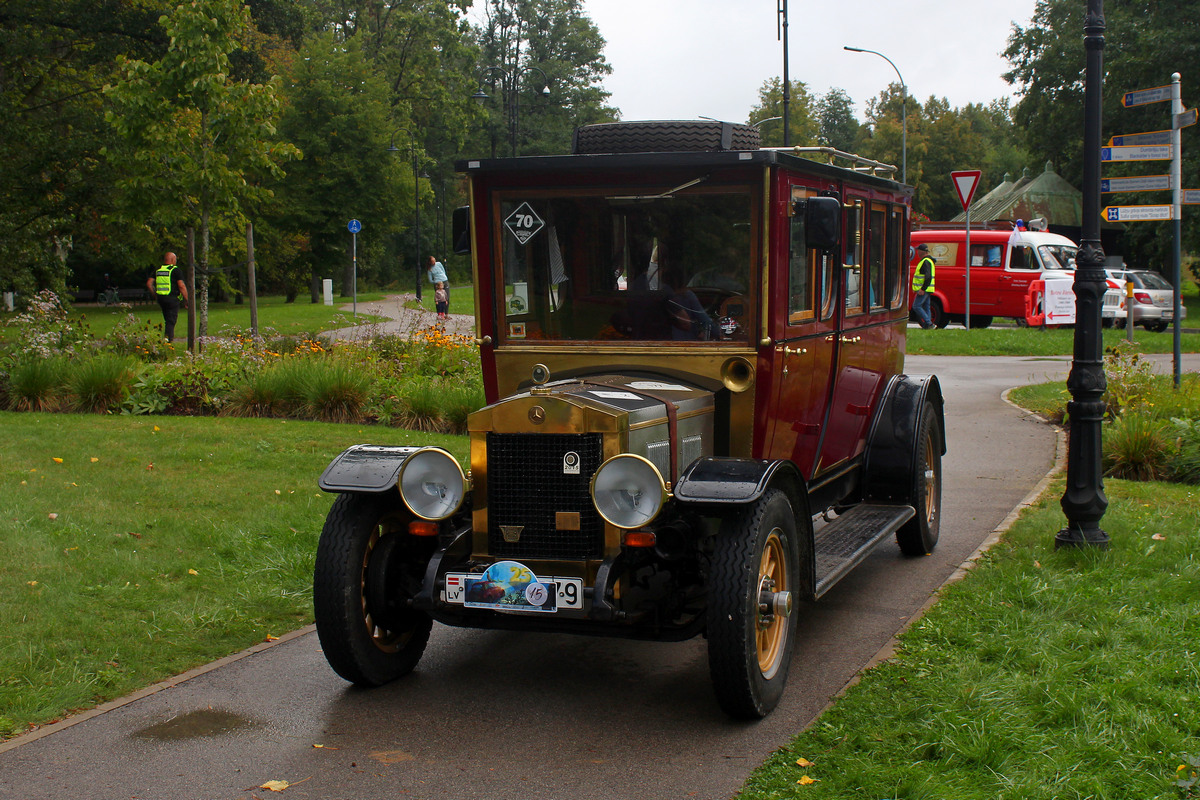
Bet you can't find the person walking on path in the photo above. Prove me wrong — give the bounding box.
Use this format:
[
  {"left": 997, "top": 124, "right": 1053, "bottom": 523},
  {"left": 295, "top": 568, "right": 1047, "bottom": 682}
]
[
  {"left": 147, "top": 251, "right": 188, "bottom": 343},
  {"left": 911, "top": 243, "right": 936, "bottom": 329},
  {"left": 427, "top": 255, "right": 449, "bottom": 311}
]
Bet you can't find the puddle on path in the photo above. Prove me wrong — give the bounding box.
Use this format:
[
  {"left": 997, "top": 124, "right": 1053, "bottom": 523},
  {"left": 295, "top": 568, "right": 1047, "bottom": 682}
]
[{"left": 132, "top": 708, "right": 262, "bottom": 741}]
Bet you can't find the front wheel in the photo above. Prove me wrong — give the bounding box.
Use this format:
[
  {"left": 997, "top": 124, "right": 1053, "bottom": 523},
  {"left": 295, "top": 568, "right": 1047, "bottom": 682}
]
[
  {"left": 707, "top": 489, "right": 802, "bottom": 719},
  {"left": 313, "top": 492, "right": 434, "bottom": 686},
  {"left": 896, "top": 402, "right": 943, "bottom": 556}
]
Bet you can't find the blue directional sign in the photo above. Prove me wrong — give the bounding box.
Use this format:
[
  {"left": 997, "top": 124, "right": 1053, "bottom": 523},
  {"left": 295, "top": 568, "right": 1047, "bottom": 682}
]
[
  {"left": 1122, "top": 85, "right": 1172, "bottom": 107},
  {"left": 1101, "top": 145, "right": 1172, "bottom": 162},
  {"left": 347, "top": 219, "right": 362, "bottom": 233},
  {"left": 1109, "top": 130, "right": 1171, "bottom": 147},
  {"left": 1104, "top": 205, "right": 1172, "bottom": 222},
  {"left": 1100, "top": 175, "right": 1171, "bottom": 193}
]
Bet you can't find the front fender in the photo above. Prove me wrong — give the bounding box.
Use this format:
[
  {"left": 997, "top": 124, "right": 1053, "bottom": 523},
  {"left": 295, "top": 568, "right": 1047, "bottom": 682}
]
[
  {"left": 318, "top": 444, "right": 423, "bottom": 493},
  {"left": 673, "top": 457, "right": 807, "bottom": 515}
]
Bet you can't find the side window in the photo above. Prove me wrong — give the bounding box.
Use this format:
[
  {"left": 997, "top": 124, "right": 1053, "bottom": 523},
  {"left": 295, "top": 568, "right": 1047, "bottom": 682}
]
[
  {"left": 844, "top": 198, "right": 866, "bottom": 314},
  {"left": 788, "top": 187, "right": 815, "bottom": 323},
  {"left": 886, "top": 206, "right": 905, "bottom": 308},
  {"left": 819, "top": 254, "right": 836, "bottom": 320},
  {"left": 868, "top": 204, "right": 886, "bottom": 310},
  {"left": 1010, "top": 245, "right": 1036, "bottom": 270},
  {"left": 787, "top": 213, "right": 814, "bottom": 322}
]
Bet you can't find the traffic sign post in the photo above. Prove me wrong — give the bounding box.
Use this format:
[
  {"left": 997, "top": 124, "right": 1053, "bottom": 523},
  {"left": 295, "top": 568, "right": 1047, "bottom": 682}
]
[
  {"left": 950, "top": 170, "right": 982, "bottom": 329},
  {"left": 348, "top": 219, "right": 362, "bottom": 316}
]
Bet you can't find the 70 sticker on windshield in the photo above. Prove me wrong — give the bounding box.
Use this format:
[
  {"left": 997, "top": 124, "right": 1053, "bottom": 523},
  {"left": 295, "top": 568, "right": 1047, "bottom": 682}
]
[{"left": 503, "top": 202, "right": 545, "bottom": 244}]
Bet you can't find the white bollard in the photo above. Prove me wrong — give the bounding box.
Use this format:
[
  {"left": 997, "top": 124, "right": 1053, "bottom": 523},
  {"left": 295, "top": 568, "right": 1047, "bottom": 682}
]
[{"left": 322, "top": 279, "right": 333, "bottom": 306}]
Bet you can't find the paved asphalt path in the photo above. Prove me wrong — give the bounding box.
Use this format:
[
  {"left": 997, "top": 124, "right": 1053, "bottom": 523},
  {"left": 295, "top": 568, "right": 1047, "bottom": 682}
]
[{"left": 3, "top": 353, "right": 1195, "bottom": 800}]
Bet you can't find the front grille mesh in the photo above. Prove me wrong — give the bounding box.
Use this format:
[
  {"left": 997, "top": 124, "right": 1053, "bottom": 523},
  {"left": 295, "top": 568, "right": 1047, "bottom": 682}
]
[{"left": 486, "top": 433, "right": 605, "bottom": 559}]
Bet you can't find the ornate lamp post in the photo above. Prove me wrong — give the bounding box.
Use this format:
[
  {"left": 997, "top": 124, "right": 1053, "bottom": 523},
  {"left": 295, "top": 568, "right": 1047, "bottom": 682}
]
[
  {"left": 472, "top": 65, "right": 550, "bottom": 157},
  {"left": 844, "top": 46, "right": 906, "bottom": 184},
  {"left": 1057, "top": 0, "right": 1110, "bottom": 548},
  {"left": 388, "top": 130, "right": 430, "bottom": 301}
]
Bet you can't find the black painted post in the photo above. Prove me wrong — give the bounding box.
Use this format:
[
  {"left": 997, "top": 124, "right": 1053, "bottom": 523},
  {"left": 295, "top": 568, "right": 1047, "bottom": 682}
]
[{"left": 1056, "top": 0, "right": 1110, "bottom": 549}]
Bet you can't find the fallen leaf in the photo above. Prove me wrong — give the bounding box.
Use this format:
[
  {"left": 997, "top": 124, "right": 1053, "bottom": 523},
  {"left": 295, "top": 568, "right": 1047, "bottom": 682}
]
[
  {"left": 1152, "top": 533, "right": 1167, "bottom": 541},
  {"left": 153, "top": 425, "right": 160, "bottom": 432},
  {"left": 188, "top": 569, "right": 199, "bottom": 576},
  {"left": 275, "top": 490, "right": 281, "bottom": 495},
  {"left": 90, "top": 457, "right": 99, "bottom": 463},
  {"left": 27, "top": 581, "right": 38, "bottom": 587},
  {"left": 370, "top": 749, "right": 414, "bottom": 764},
  {"left": 795, "top": 757, "right": 814, "bottom": 767},
  {"left": 48, "top": 513, "right": 58, "bottom": 521},
  {"left": 52, "top": 457, "right": 63, "bottom": 464},
  {"left": 146, "top": 463, "right": 154, "bottom": 471},
  {"left": 797, "top": 775, "right": 817, "bottom": 785},
  {"left": 265, "top": 634, "right": 279, "bottom": 642},
  {"left": 260, "top": 780, "right": 290, "bottom": 792}
]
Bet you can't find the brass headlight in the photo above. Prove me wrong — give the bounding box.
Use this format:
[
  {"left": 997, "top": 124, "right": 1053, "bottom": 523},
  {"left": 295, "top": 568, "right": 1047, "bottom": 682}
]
[
  {"left": 397, "top": 447, "right": 466, "bottom": 520},
  {"left": 590, "top": 454, "right": 668, "bottom": 530}
]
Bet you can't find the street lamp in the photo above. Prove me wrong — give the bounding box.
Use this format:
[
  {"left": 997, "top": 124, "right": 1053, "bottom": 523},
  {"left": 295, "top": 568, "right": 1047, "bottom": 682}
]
[
  {"left": 388, "top": 129, "right": 431, "bottom": 301},
  {"left": 844, "top": 45, "right": 906, "bottom": 183},
  {"left": 473, "top": 65, "right": 550, "bottom": 157}
]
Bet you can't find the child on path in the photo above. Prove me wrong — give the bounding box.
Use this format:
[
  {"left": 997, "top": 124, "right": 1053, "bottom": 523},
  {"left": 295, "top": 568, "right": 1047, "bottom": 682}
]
[{"left": 434, "top": 282, "right": 449, "bottom": 320}]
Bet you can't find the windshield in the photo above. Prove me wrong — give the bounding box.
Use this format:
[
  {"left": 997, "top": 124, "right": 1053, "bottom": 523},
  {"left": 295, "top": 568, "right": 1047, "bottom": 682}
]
[
  {"left": 1038, "top": 244, "right": 1077, "bottom": 271},
  {"left": 1134, "top": 271, "right": 1172, "bottom": 290},
  {"left": 494, "top": 186, "right": 755, "bottom": 343}
]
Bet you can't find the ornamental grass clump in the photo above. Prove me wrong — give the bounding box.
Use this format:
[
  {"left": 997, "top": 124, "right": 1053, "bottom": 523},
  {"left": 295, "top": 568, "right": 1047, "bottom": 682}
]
[
  {"left": 65, "top": 354, "right": 137, "bottom": 413},
  {"left": 5, "top": 356, "right": 68, "bottom": 411},
  {"left": 296, "top": 359, "right": 371, "bottom": 423},
  {"left": 1102, "top": 412, "right": 1174, "bottom": 481}
]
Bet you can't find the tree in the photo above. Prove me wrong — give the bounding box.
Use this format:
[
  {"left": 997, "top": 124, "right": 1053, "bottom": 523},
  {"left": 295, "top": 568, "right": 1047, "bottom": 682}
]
[
  {"left": 473, "top": 0, "right": 616, "bottom": 157},
  {"left": 0, "top": 0, "right": 168, "bottom": 296},
  {"left": 815, "top": 88, "right": 860, "bottom": 152},
  {"left": 747, "top": 78, "right": 817, "bottom": 147},
  {"left": 1005, "top": 0, "right": 1200, "bottom": 270},
  {"left": 270, "top": 31, "right": 411, "bottom": 300},
  {"left": 104, "top": 0, "right": 299, "bottom": 336}
]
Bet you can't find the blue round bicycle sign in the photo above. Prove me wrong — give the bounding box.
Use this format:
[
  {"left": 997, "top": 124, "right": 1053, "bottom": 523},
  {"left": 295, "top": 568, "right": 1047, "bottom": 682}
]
[{"left": 347, "top": 219, "right": 362, "bottom": 233}]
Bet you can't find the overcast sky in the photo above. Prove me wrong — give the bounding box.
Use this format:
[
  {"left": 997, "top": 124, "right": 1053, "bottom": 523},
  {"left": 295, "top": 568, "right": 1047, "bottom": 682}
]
[{"left": 576, "top": 0, "right": 1042, "bottom": 122}]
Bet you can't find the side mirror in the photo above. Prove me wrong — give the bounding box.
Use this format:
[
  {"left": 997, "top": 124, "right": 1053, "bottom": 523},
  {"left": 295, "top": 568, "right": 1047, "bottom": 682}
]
[
  {"left": 799, "top": 197, "right": 840, "bottom": 253},
  {"left": 452, "top": 206, "right": 471, "bottom": 255}
]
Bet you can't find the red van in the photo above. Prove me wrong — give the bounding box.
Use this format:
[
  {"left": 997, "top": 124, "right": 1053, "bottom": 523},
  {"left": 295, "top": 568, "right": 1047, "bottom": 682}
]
[{"left": 910, "top": 224, "right": 1078, "bottom": 327}]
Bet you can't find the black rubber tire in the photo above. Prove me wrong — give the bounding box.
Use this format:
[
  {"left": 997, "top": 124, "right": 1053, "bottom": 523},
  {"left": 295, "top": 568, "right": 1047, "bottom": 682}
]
[
  {"left": 929, "top": 298, "right": 949, "bottom": 329},
  {"left": 1146, "top": 321, "right": 1169, "bottom": 333},
  {"left": 573, "top": 120, "right": 761, "bottom": 155},
  {"left": 967, "top": 315, "right": 993, "bottom": 329},
  {"left": 896, "top": 402, "right": 943, "bottom": 556},
  {"left": 707, "top": 489, "right": 801, "bottom": 719},
  {"left": 313, "top": 492, "right": 433, "bottom": 686}
]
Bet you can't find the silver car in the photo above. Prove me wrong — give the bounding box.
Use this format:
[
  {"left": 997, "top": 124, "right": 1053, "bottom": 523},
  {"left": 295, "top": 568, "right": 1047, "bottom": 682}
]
[{"left": 1110, "top": 270, "right": 1186, "bottom": 332}]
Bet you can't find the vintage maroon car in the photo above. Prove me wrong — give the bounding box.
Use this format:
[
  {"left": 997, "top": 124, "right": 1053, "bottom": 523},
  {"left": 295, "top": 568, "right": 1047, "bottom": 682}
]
[{"left": 313, "top": 121, "right": 945, "bottom": 718}]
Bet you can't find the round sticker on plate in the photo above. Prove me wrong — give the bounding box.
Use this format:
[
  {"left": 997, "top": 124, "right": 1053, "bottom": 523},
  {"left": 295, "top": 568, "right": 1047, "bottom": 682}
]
[{"left": 524, "top": 582, "right": 549, "bottom": 607}]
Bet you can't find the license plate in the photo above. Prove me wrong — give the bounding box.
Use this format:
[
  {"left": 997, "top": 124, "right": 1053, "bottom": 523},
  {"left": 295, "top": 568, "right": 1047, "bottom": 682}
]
[
  {"left": 1163, "top": 310, "right": 1174, "bottom": 319},
  {"left": 443, "top": 564, "right": 583, "bottom": 613}
]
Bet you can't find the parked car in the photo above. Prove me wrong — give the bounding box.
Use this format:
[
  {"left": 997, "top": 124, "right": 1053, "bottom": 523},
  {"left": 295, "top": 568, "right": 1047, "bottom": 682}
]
[
  {"left": 312, "top": 120, "right": 944, "bottom": 720},
  {"left": 1107, "top": 269, "right": 1185, "bottom": 332}
]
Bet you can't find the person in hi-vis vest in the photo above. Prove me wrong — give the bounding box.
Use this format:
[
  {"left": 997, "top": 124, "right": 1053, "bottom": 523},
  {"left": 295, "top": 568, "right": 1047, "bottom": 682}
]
[
  {"left": 146, "top": 251, "right": 189, "bottom": 343},
  {"left": 911, "top": 243, "right": 935, "bottom": 329}
]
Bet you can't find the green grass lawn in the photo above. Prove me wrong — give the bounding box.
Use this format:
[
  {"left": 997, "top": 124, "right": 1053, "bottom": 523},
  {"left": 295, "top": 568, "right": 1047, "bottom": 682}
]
[
  {"left": 739, "top": 475, "right": 1200, "bottom": 799},
  {"left": 1, "top": 293, "right": 390, "bottom": 345},
  {"left": 0, "top": 412, "right": 468, "bottom": 739},
  {"left": 405, "top": 282, "right": 476, "bottom": 318}
]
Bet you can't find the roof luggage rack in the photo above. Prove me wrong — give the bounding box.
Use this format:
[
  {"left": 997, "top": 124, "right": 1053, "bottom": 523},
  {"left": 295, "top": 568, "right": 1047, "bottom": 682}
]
[{"left": 762, "top": 145, "right": 898, "bottom": 178}]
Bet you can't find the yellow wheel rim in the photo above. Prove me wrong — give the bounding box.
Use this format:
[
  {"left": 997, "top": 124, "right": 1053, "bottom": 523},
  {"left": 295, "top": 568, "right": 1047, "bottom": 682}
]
[
  {"left": 756, "top": 529, "right": 788, "bottom": 678},
  {"left": 360, "top": 518, "right": 411, "bottom": 653}
]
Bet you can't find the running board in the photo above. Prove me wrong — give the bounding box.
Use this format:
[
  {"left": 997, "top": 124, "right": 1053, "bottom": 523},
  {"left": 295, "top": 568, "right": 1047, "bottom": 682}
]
[{"left": 813, "top": 504, "right": 916, "bottom": 599}]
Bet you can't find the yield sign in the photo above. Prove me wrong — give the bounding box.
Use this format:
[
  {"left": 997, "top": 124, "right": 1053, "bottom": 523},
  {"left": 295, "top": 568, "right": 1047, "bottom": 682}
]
[{"left": 950, "top": 170, "right": 983, "bottom": 212}]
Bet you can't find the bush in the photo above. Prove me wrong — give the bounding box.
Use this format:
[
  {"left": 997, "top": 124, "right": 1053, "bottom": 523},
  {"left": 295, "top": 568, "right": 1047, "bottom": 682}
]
[{"left": 1168, "top": 417, "right": 1200, "bottom": 484}]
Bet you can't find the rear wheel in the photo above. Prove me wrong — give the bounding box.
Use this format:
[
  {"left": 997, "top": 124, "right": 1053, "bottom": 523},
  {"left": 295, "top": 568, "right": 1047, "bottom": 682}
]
[
  {"left": 313, "top": 492, "right": 434, "bottom": 686},
  {"left": 967, "top": 315, "right": 993, "bottom": 329},
  {"left": 897, "top": 402, "right": 943, "bottom": 556},
  {"left": 707, "top": 489, "right": 801, "bottom": 719},
  {"left": 1146, "top": 321, "right": 1169, "bottom": 332}
]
